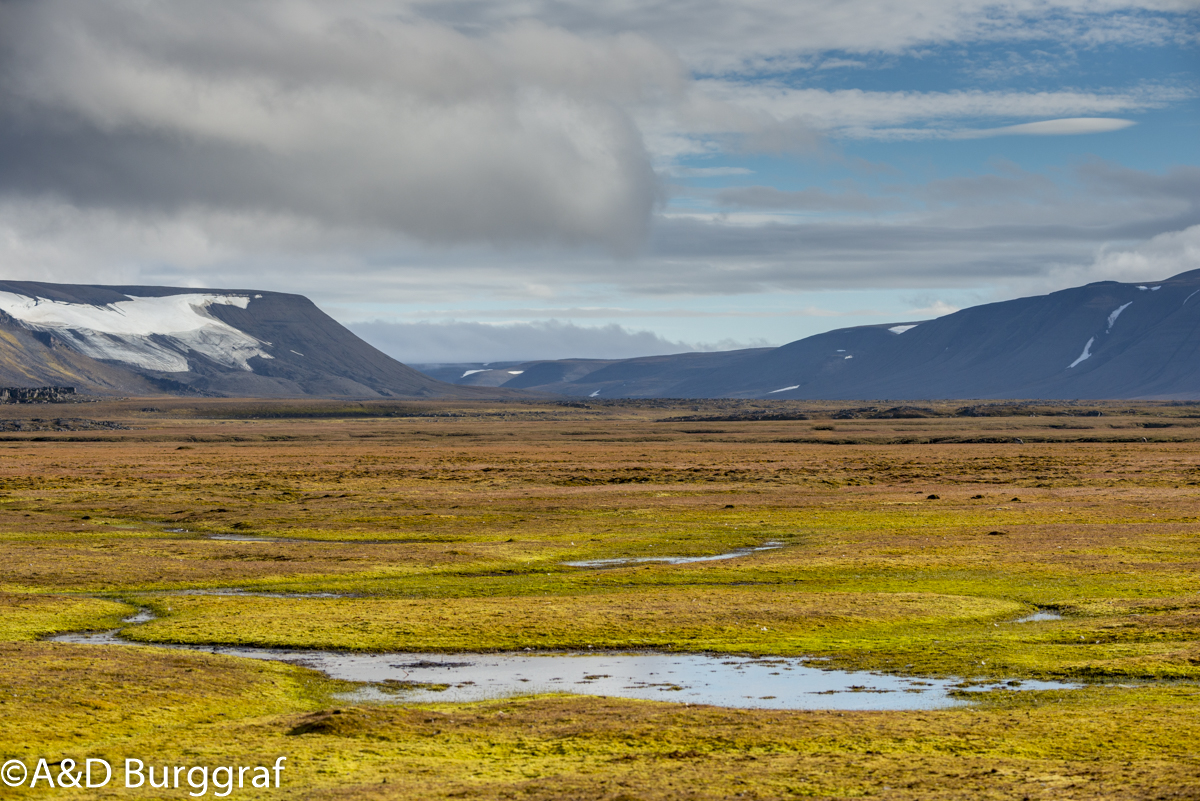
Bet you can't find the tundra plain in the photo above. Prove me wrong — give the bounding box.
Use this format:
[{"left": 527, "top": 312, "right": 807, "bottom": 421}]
[{"left": 1, "top": 398, "right": 1198, "bottom": 800}]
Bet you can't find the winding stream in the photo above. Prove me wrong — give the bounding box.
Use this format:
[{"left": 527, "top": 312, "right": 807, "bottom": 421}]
[{"left": 563, "top": 542, "right": 784, "bottom": 568}]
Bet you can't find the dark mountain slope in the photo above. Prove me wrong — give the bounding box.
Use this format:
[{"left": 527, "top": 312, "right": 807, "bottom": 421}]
[
  {"left": 416, "top": 270, "right": 1200, "bottom": 400},
  {"left": 679, "top": 270, "right": 1200, "bottom": 400},
  {"left": 503, "top": 349, "right": 772, "bottom": 398},
  {"left": 414, "top": 350, "right": 772, "bottom": 398},
  {"left": 0, "top": 281, "right": 500, "bottom": 398},
  {"left": 665, "top": 325, "right": 910, "bottom": 398}
]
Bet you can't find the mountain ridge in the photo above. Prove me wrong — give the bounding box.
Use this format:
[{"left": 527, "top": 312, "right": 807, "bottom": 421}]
[
  {"left": 8, "top": 273, "right": 1200, "bottom": 400},
  {"left": 417, "top": 269, "right": 1200, "bottom": 400},
  {"left": 0, "top": 281, "right": 507, "bottom": 399}
]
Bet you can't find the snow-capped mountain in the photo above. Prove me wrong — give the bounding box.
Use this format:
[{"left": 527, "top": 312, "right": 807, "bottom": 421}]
[
  {"left": 418, "top": 269, "right": 1200, "bottom": 400},
  {"left": 0, "top": 281, "right": 484, "bottom": 398},
  {"left": 0, "top": 291, "right": 273, "bottom": 373}
]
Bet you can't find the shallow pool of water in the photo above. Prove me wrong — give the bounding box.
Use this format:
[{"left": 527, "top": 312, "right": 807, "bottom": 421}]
[
  {"left": 206, "top": 533, "right": 290, "bottom": 543},
  {"left": 53, "top": 618, "right": 1077, "bottom": 711}
]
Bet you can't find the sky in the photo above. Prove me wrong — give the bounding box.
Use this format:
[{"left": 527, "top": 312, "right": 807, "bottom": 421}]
[{"left": 0, "top": 0, "right": 1197, "bottom": 364}]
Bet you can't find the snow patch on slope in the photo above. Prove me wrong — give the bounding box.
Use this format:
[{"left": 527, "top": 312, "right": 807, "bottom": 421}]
[
  {"left": 888, "top": 325, "right": 918, "bottom": 334},
  {"left": 1068, "top": 337, "right": 1095, "bottom": 369},
  {"left": 0, "top": 292, "right": 272, "bottom": 373},
  {"left": 769, "top": 385, "right": 800, "bottom": 393},
  {"left": 1106, "top": 302, "right": 1132, "bottom": 332}
]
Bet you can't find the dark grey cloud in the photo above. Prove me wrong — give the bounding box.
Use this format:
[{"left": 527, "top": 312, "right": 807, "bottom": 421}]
[
  {"left": 918, "top": 164, "right": 1061, "bottom": 205},
  {"left": 0, "top": 0, "right": 676, "bottom": 253},
  {"left": 1077, "top": 160, "right": 1200, "bottom": 203},
  {"left": 650, "top": 216, "right": 1195, "bottom": 263},
  {"left": 3, "top": 154, "right": 1193, "bottom": 306},
  {"left": 917, "top": 160, "right": 1200, "bottom": 211},
  {"left": 626, "top": 160, "right": 1200, "bottom": 293}
]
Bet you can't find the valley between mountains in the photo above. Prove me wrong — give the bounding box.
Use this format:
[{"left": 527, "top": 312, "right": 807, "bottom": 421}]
[{"left": 0, "top": 399, "right": 1197, "bottom": 799}]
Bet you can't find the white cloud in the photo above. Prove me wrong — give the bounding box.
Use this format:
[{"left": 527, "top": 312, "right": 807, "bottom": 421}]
[
  {"left": 817, "top": 58, "right": 870, "bottom": 70},
  {"left": 349, "top": 319, "right": 769, "bottom": 362},
  {"left": 955, "top": 117, "right": 1137, "bottom": 138},
  {"left": 679, "top": 83, "right": 1181, "bottom": 143},
  {"left": 794, "top": 306, "right": 887, "bottom": 317},
  {"left": 421, "top": 1, "right": 1197, "bottom": 74},
  {"left": 1048, "top": 224, "right": 1200, "bottom": 290},
  {"left": 906, "top": 300, "right": 961, "bottom": 317}
]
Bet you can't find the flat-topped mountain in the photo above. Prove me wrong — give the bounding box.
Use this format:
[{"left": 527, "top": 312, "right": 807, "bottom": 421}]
[
  {"left": 418, "top": 269, "right": 1200, "bottom": 400},
  {"left": 0, "top": 281, "right": 489, "bottom": 398}
]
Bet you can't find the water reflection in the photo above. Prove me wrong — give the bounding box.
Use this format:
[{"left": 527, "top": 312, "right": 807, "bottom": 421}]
[{"left": 53, "top": 623, "right": 1077, "bottom": 711}]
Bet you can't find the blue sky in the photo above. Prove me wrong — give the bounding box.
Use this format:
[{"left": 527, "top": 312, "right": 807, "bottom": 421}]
[{"left": 0, "top": 1, "right": 1196, "bottom": 362}]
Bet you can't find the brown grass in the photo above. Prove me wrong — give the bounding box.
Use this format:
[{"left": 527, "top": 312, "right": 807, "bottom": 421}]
[{"left": 0, "top": 398, "right": 1197, "bottom": 799}]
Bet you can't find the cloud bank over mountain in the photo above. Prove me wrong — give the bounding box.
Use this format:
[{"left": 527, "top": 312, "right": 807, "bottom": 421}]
[{"left": 349, "top": 319, "right": 764, "bottom": 364}]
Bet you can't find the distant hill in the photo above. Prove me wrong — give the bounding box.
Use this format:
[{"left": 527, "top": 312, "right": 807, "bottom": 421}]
[
  {"left": 0, "top": 281, "right": 498, "bottom": 398},
  {"left": 413, "top": 348, "right": 774, "bottom": 398},
  {"left": 415, "top": 269, "right": 1200, "bottom": 400}
]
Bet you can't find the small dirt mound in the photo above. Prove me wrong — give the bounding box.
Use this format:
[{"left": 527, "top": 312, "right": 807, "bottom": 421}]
[{"left": 287, "top": 710, "right": 364, "bottom": 736}]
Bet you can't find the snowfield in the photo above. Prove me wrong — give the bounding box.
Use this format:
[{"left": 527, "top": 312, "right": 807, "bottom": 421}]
[
  {"left": 1106, "top": 302, "right": 1133, "bottom": 332},
  {"left": 1068, "top": 337, "right": 1095, "bottom": 369},
  {"left": 888, "top": 325, "right": 918, "bottom": 334},
  {"left": 0, "top": 292, "right": 273, "bottom": 373}
]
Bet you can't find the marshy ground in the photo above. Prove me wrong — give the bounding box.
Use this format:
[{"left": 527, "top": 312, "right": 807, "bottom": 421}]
[{"left": 0, "top": 397, "right": 1198, "bottom": 799}]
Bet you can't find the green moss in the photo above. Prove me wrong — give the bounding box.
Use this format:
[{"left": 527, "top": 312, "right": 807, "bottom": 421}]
[
  {"left": 120, "top": 586, "right": 1200, "bottom": 681},
  {"left": 3, "top": 672, "right": 1196, "bottom": 799},
  {"left": 1, "top": 402, "right": 1199, "bottom": 798},
  {"left": 0, "top": 593, "right": 132, "bottom": 641}
]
